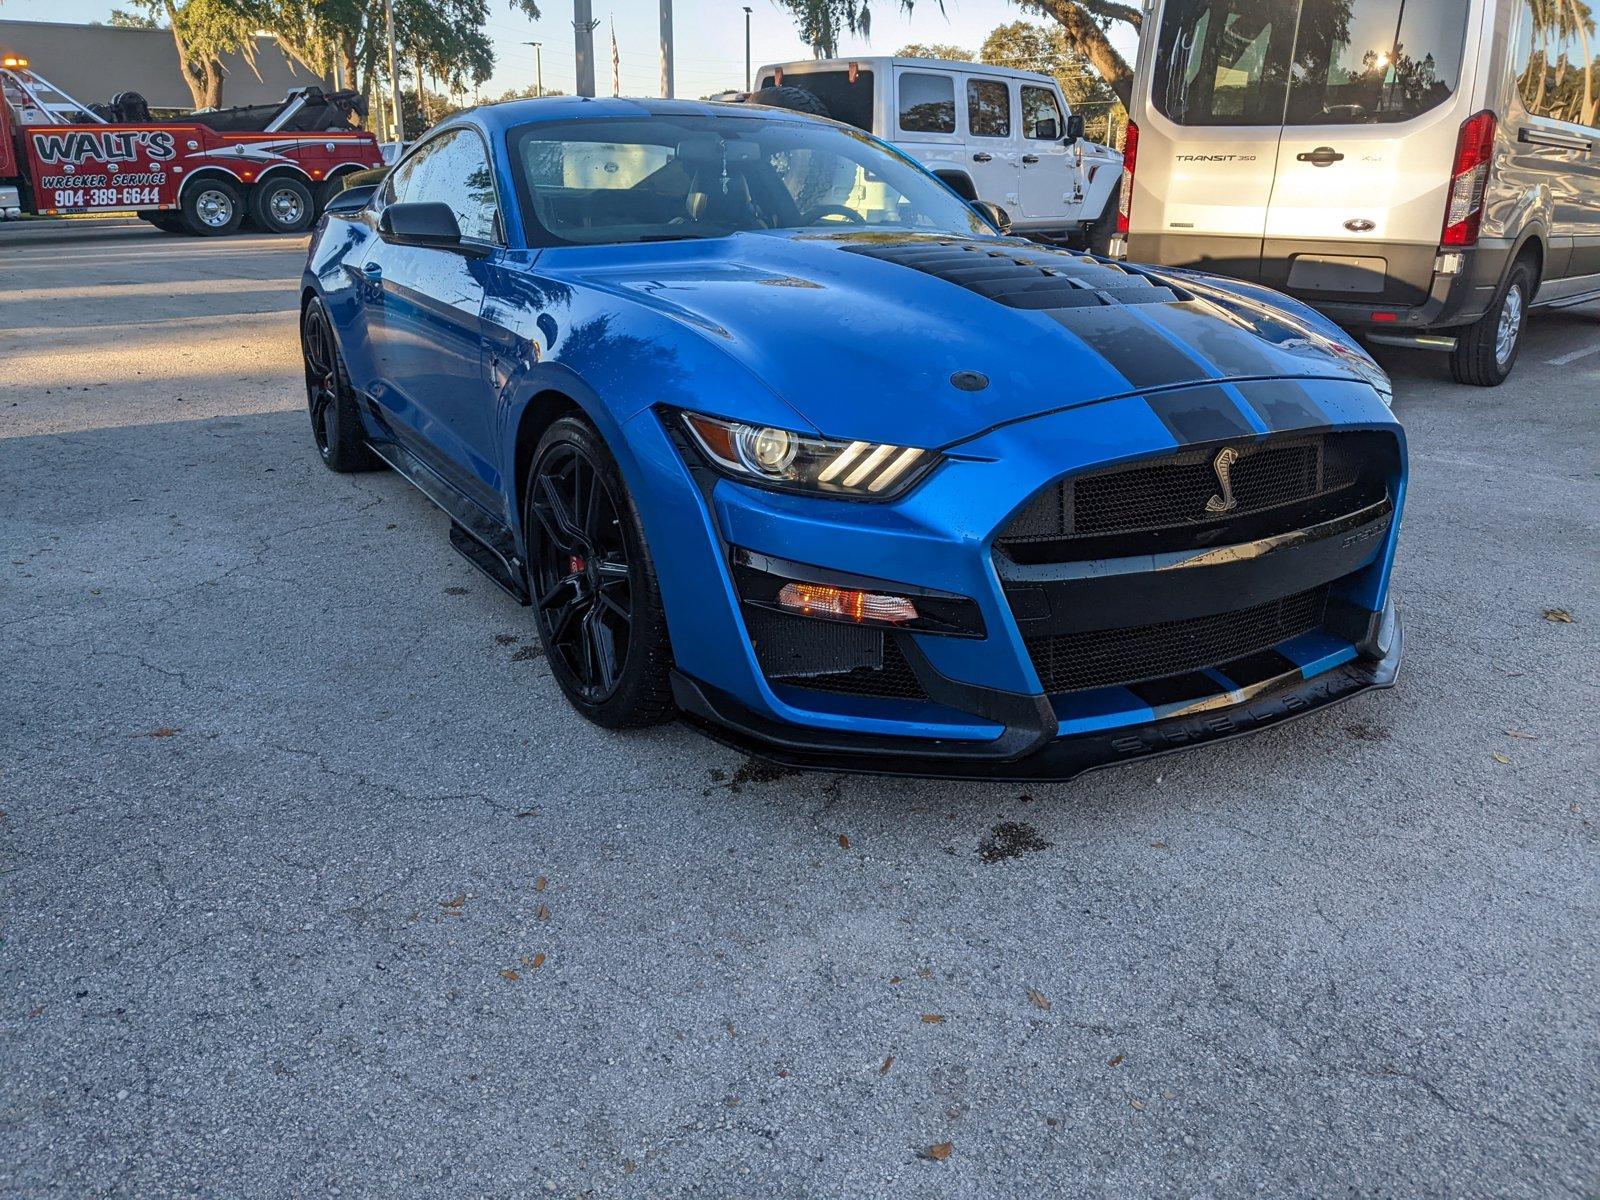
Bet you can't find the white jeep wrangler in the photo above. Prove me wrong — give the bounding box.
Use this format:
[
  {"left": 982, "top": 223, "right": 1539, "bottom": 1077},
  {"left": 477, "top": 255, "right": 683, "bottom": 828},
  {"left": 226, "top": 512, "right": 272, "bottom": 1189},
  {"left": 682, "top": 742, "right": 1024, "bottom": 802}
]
[{"left": 751, "top": 57, "right": 1124, "bottom": 251}]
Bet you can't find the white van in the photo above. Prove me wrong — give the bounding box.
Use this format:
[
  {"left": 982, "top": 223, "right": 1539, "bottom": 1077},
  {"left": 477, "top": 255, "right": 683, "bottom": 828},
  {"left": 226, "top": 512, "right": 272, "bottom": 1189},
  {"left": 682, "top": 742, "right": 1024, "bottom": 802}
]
[
  {"left": 1121, "top": 0, "right": 1600, "bottom": 384},
  {"left": 752, "top": 57, "right": 1124, "bottom": 250}
]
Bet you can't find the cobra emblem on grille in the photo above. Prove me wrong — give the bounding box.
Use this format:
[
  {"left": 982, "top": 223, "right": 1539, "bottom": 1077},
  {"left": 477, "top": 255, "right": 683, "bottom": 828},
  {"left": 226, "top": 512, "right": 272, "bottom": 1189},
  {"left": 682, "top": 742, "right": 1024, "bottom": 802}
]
[{"left": 1204, "top": 447, "right": 1240, "bottom": 513}]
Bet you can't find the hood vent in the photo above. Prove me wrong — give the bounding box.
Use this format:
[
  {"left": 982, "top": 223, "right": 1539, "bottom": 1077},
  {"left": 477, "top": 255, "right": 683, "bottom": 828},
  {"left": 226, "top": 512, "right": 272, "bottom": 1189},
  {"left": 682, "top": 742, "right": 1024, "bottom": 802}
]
[{"left": 842, "top": 239, "right": 1186, "bottom": 310}]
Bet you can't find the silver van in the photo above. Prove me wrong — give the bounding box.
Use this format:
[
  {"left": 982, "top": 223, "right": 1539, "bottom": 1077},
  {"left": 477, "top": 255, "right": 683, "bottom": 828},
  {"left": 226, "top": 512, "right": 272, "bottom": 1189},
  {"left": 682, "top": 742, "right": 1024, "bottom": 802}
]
[{"left": 1120, "top": 0, "right": 1600, "bottom": 384}]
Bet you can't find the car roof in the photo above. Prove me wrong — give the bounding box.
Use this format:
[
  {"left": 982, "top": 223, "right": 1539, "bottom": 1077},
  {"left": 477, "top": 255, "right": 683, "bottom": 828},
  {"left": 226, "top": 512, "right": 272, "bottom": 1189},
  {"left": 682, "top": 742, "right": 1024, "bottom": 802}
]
[
  {"left": 466, "top": 94, "right": 821, "bottom": 135},
  {"left": 759, "top": 57, "right": 1059, "bottom": 86}
]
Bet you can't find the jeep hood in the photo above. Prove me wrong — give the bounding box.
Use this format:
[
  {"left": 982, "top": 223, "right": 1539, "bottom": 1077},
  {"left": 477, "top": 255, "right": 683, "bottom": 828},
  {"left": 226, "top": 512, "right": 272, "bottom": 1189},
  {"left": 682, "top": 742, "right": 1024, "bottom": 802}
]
[{"left": 553, "top": 230, "right": 1388, "bottom": 449}]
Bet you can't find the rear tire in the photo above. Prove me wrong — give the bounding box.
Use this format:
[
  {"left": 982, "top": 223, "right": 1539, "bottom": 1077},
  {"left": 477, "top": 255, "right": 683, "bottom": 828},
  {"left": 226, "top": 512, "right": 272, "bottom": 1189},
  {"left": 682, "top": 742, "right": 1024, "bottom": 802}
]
[
  {"left": 1450, "top": 258, "right": 1534, "bottom": 386},
  {"left": 301, "top": 298, "right": 380, "bottom": 473},
  {"left": 744, "top": 85, "right": 830, "bottom": 118},
  {"left": 249, "top": 176, "right": 315, "bottom": 234},
  {"left": 524, "top": 416, "right": 675, "bottom": 730},
  {"left": 180, "top": 178, "right": 244, "bottom": 236},
  {"left": 1079, "top": 193, "right": 1118, "bottom": 256}
]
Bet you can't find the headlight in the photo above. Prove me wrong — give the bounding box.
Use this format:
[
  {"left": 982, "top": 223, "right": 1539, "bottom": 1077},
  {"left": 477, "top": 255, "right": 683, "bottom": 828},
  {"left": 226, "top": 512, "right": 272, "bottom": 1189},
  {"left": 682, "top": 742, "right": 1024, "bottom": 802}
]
[{"left": 675, "top": 410, "right": 940, "bottom": 499}]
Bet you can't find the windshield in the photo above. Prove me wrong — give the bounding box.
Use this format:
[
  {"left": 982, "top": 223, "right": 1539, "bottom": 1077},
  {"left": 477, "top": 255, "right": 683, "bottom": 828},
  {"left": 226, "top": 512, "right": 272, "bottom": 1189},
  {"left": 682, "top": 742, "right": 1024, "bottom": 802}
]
[
  {"left": 1152, "top": 0, "right": 1471, "bottom": 126},
  {"left": 508, "top": 114, "right": 989, "bottom": 247}
]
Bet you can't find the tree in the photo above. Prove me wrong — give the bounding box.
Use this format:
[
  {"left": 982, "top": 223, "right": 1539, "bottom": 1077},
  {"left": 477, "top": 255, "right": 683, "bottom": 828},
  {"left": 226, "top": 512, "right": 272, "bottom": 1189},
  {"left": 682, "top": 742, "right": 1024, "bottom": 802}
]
[
  {"left": 894, "top": 42, "right": 971, "bottom": 61},
  {"left": 108, "top": 8, "right": 163, "bottom": 27},
  {"left": 1017, "top": 0, "right": 1139, "bottom": 107},
  {"left": 979, "top": 20, "right": 1118, "bottom": 111},
  {"left": 774, "top": 0, "right": 935, "bottom": 58},
  {"left": 120, "top": 0, "right": 259, "bottom": 109}
]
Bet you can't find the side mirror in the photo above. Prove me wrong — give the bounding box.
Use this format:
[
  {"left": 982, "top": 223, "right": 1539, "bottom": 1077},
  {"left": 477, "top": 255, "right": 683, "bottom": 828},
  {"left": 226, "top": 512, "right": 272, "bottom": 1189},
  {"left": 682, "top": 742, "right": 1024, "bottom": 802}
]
[
  {"left": 379, "top": 201, "right": 480, "bottom": 253},
  {"left": 1064, "top": 113, "right": 1086, "bottom": 145},
  {"left": 1034, "top": 117, "right": 1060, "bottom": 142},
  {"left": 970, "top": 199, "right": 1012, "bottom": 234}
]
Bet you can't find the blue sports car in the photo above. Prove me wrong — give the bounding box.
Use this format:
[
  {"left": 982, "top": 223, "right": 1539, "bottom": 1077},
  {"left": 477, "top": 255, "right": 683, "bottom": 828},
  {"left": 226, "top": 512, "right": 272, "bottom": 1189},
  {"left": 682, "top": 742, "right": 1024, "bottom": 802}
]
[{"left": 300, "top": 97, "right": 1404, "bottom": 779}]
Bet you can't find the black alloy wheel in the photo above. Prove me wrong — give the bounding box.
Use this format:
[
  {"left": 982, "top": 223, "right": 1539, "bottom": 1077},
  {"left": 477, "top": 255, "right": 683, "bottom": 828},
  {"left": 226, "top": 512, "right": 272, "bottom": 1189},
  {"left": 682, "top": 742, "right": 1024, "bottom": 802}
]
[
  {"left": 300, "top": 299, "right": 378, "bottom": 472},
  {"left": 525, "top": 416, "right": 674, "bottom": 728}
]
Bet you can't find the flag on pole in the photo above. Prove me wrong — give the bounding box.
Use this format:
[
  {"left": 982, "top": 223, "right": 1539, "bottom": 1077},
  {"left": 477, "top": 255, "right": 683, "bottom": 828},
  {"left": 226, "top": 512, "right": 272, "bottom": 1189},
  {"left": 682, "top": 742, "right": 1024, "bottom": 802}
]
[{"left": 610, "top": 18, "right": 620, "bottom": 97}]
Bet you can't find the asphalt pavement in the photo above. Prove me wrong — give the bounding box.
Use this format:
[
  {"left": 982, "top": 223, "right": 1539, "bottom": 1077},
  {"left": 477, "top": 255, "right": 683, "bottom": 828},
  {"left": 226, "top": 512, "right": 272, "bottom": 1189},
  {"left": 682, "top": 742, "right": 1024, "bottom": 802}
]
[{"left": 2, "top": 219, "right": 1597, "bottom": 1198}]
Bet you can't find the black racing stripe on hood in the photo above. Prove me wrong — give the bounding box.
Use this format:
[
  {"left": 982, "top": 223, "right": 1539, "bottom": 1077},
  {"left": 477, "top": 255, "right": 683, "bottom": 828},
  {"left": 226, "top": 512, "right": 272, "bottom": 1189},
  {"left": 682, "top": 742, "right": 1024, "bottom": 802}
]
[
  {"left": 1231, "top": 379, "right": 1328, "bottom": 432},
  {"left": 1143, "top": 384, "right": 1260, "bottom": 445},
  {"left": 1139, "top": 302, "right": 1292, "bottom": 379},
  {"left": 1048, "top": 309, "right": 1211, "bottom": 391}
]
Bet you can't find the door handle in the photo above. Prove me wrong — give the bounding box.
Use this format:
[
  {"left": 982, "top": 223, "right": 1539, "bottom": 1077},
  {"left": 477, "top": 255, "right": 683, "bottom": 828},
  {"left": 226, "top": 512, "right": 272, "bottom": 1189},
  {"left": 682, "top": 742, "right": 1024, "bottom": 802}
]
[
  {"left": 1519, "top": 126, "right": 1593, "bottom": 151},
  {"left": 972, "top": 152, "right": 993, "bottom": 163},
  {"left": 1296, "top": 146, "right": 1345, "bottom": 166},
  {"left": 1021, "top": 154, "right": 1040, "bottom": 164}
]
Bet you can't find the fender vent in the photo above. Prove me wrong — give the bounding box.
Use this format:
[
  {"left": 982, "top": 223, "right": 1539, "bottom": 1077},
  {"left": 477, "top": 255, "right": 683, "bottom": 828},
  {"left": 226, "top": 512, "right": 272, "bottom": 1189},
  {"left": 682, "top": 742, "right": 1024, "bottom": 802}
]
[{"left": 842, "top": 239, "right": 1186, "bottom": 308}]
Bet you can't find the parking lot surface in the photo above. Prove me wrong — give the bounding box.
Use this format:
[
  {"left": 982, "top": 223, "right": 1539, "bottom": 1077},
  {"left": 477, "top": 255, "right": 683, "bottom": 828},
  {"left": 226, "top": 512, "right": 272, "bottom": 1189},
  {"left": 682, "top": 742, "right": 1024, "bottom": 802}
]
[{"left": 2, "top": 220, "right": 1596, "bottom": 1198}]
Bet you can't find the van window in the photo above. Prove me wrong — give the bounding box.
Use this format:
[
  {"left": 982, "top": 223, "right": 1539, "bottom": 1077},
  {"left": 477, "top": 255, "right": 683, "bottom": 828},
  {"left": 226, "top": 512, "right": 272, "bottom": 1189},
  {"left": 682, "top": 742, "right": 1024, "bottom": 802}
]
[
  {"left": 899, "top": 72, "right": 957, "bottom": 133},
  {"left": 1022, "top": 84, "right": 1064, "bottom": 138},
  {"left": 1513, "top": 0, "right": 1600, "bottom": 129},
  {"left": 760, "top": 70, "right": 875, "bottom": 132},
  {"left": 967, "top": 78, "right": 1012, "bottom": 137},
  {"left": 1152, "top": 0, "right": 1471, "bottom": 126}
]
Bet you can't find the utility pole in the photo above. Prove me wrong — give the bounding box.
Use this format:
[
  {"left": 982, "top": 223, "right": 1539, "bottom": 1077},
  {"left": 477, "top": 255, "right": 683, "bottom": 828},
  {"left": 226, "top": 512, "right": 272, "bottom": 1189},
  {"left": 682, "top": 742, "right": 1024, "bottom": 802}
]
[
  {"left": 743, "top": 6, "right": 752, "bottom": 91},
  {"left": 384, "top": 0, "right": 402, "bottom": 143},
  {"left": 573, "top": 0, "right": 598, "bottom": 97},
  {"left": 659, "top": 0, "right": 674, "bottom": 98},
  {"left": 523, "top": 41, "right": 544, "bottom": 97}
]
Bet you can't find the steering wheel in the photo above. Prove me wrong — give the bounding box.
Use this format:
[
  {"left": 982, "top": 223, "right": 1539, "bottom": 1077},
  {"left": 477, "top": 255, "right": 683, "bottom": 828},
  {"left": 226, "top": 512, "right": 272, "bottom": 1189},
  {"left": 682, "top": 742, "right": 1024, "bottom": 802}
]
[{"left": 799, "top": 204, "right": 866, "bottom": 226}]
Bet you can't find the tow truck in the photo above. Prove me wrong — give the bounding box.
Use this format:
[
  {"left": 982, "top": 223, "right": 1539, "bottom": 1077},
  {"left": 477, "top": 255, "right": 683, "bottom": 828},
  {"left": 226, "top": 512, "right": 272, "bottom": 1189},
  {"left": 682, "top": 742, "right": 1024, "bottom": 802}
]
[{"left": 1, "top": 53, "right": 385, "bottom": 235}]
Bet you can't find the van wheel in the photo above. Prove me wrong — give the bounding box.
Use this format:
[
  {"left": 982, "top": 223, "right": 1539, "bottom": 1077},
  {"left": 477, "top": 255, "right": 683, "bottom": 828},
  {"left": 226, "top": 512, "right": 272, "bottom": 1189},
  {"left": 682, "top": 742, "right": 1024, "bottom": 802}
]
[
  {"left": 1450, "top": 259, "right": 1533, "bottom": 386},
  {"left": 180, "top": 178, "right": 244, "bottom": 236},
  {"left": 250, "top": 177, "right": 315, "bottom": 234}
]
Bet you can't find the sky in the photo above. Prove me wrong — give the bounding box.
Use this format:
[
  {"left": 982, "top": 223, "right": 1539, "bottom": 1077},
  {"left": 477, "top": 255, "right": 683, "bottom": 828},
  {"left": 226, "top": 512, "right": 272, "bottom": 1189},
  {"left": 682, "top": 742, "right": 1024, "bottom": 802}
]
[{"left": 0, "top": 0, "right": 1139, "bottom": 103}]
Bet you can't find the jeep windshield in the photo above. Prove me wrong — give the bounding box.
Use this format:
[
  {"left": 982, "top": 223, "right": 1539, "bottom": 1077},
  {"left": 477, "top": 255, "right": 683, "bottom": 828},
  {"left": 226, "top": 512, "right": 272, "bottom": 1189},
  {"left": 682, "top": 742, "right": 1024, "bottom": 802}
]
[
  {"left": 1152, "top": 0, "right": 1471, "bottom": 126},
  {"left": 509, "top": 114, "right": 989, "bottom": 247}
]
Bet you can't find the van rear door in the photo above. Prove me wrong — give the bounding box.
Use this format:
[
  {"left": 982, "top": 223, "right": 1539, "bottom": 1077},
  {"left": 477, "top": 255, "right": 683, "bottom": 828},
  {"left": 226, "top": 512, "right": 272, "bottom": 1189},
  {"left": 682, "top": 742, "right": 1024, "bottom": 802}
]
[
  {"left": 1142, "top": 0, "right": 1301, "bottom": 279},
  {"left": 1262, "top": 0, "right": 1477, "bottom": 306}
]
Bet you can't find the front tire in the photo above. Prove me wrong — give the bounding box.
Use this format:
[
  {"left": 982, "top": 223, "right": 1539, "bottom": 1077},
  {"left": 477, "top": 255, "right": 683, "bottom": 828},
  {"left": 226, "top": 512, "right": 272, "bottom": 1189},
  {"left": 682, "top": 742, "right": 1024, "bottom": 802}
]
[
  {"left": 249, "top": 176, "right": 315, "bottom": 234},
  {"left": 180, "top": 178, "right": 243, "bottom": 236},
  {"left": 1450, "top": 258, "right": 1533, "bottom": 386},
  {"left": 301, "top": 298, "right": 379, "bottom": 473},
  {"left": 525, "top": 416, "right": 675, "bottom": 729}
]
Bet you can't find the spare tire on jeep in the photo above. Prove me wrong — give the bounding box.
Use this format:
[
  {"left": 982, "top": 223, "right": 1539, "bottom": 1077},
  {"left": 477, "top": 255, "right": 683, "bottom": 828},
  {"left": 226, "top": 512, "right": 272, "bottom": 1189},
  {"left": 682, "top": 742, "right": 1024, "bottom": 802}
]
[{"left": 744, "top": 85, "right": 830, "bottom": 119}]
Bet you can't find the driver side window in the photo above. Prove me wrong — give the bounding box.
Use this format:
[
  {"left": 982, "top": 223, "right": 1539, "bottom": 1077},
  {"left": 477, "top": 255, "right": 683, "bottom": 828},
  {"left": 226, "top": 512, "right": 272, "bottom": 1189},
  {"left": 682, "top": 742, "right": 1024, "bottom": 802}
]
[{"left": 386, "top": 129, "right": 502, "bottom": 243}]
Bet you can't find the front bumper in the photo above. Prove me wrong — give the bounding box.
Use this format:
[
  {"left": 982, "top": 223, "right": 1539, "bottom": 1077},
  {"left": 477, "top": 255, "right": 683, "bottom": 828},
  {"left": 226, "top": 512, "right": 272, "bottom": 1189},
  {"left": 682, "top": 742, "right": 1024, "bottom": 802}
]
[
  {"left": 628, "top": 378, "right": 1405, "bottom": 779},
  {"left": 673, "top": 606, "right": 1401, "bottom": 780}
]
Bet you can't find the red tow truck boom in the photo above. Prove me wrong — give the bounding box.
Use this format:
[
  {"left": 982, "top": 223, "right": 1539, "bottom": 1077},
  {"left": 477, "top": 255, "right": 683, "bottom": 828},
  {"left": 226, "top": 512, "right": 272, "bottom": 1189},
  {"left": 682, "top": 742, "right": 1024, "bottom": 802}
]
[{"left": 1, "top": 54, "right": 385, "bottom": 234}]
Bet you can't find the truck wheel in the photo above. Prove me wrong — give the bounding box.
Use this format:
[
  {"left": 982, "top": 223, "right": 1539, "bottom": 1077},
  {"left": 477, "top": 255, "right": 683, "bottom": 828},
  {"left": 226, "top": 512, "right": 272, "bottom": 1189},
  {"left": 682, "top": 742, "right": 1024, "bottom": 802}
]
[
  {"left": 1449, "top": 258, "right": 1533, "bottom": 387},
  {"left": 181, "top": 179, "right": 244, "bottom": 236},
  {"left": 249, "top": 177, "right": 315, "bottom": 234},
  {"left": 744, "top": 85, "right": 830, "bottom": 118}
]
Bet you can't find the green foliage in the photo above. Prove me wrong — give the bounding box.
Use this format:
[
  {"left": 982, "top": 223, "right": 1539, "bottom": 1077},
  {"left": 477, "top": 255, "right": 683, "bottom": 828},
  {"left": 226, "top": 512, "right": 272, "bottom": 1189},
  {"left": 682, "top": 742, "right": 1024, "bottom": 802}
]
[
  {"left": 894, "top": 42, "right": 972, "bottom": 61},
  {"left": 773, "top": 0, "right": 935, "bottom": 58}
]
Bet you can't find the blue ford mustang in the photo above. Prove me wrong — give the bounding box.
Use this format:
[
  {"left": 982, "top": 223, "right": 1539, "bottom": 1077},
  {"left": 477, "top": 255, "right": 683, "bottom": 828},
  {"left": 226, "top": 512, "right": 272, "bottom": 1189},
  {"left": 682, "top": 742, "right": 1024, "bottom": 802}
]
[{"left": 300, "top": 97, "right": 1405, "bottom": 779}]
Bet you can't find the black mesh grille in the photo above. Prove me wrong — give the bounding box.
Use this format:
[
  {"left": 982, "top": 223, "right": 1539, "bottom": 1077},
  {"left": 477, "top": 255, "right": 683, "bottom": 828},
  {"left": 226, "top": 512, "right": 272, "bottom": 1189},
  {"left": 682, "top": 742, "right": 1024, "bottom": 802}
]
[
  {"left": 1000, "top": 433, "right": 1385, "bottom": 562},
  {"left": 745, "top": 606, "right": 927, "bottom": 700},
  {"left": 784, "top": 637, "right": 927, "bottom": 699},
  {"left": 1025, "top": 586, "right": 1328, "bottom": 694}
]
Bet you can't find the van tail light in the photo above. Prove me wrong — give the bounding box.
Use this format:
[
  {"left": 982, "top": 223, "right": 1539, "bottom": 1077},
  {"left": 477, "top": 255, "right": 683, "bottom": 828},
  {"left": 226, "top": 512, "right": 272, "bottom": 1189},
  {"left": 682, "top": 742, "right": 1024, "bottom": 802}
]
[
  {"left": 1441, "top": 110, "right": 1496, "bottom": 247},
  {"left": 1117, "top": 120, "right": 1139, "bottom": 235}
]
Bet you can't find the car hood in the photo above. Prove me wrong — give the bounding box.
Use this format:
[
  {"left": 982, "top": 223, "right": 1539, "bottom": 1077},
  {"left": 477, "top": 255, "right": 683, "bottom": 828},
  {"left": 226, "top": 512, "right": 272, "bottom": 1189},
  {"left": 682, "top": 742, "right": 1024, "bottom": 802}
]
[{"left": 550, "top": 230, "right": 1387, "bottom": 449}]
